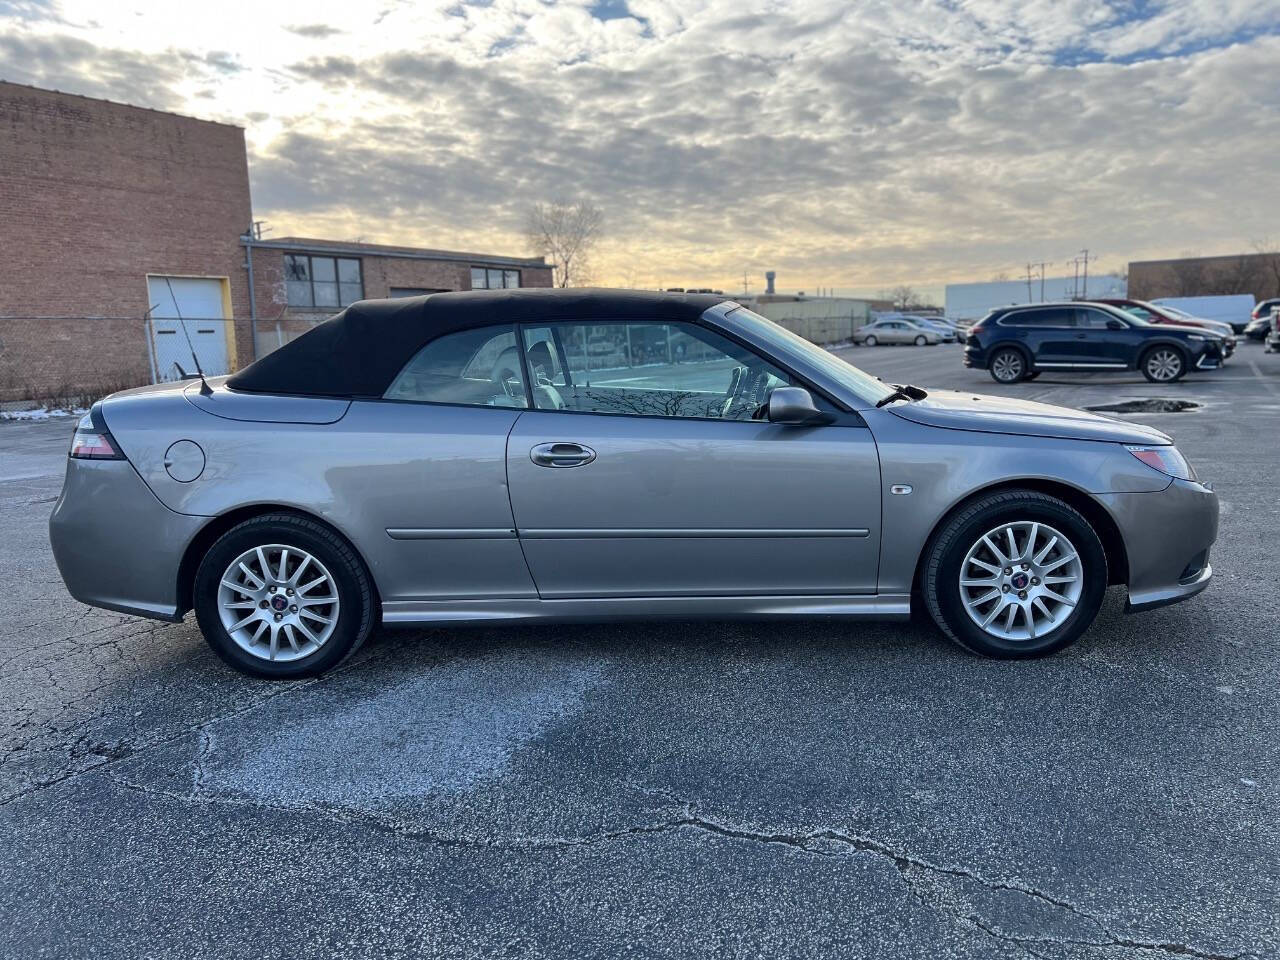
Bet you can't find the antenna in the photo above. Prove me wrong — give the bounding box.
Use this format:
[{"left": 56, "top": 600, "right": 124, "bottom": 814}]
[{"left": 161, "top": 276, "right": 212, "bottom": 395}]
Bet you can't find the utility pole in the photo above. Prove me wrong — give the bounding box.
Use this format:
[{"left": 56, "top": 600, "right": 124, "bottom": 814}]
[
  {"left": 1079, "top": 249, "right": 1095, "bottom": 298},
  {"left": 741, "top": 270, "right": 752, "bottom": 297},
  {"left": 1066, "top": 256, "right": 1081, "bottom": 299},
  {"left": 1024, "top": 264, "right": 1035, "bottom": 302},
  {"left": 1027, "top": 260, "right": 1050, "bottom": 301}
]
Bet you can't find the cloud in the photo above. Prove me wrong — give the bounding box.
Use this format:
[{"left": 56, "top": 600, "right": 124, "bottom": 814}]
[
  {"left": 0, "top": 32, "right": 193, "bottom": 109},
  {"left": 2, "top": 0, "right": 1279, "bottom": 293},
  {"left": 285, "top": 23, "right": 345, "bottom": 39}
]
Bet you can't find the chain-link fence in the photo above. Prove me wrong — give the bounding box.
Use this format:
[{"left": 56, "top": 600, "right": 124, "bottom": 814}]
[{"left": 0, "top": 315, "right": 328, "bottom": 407}]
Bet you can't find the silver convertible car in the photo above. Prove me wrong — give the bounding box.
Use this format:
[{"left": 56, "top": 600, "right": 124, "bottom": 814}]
[{"left": 49, "top": 290, "right": 1217, "bottom": 678}]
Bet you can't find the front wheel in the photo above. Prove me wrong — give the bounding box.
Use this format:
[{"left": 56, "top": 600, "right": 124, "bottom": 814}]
[
  {"left": 921, "top": 490, "right": 1108, "bottom": 658},
  {"left": 1141, "top": 347, "right": 1186, "bottom": 383},
  {"left": 989, "top": 347, "right": 1026, "bottom": 383},
  {"left": 193, "top": 514, "right": 374, "bottom": 679},
  {"left": 864, "top": 335, "right": 877, "bottom": 347}
]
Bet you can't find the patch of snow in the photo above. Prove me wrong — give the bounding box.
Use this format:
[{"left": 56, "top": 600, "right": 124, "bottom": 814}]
[{"left": 0, "top": 406, "right": 87, "bottom": 422}]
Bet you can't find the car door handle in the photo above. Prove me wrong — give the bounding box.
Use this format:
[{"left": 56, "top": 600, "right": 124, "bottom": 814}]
[
  {"left": 1075, "top": 333, "right": 1087, "bottom": 339},
  {"left": 530, "top": 442, "right": 596, "bottom": 468}
]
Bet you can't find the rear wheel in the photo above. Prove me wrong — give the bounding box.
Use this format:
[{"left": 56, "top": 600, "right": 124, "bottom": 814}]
[
  {"left": 914, "top": 335, "right": 927, "bottom": 346},
  {"left": 922, "top": 490, "right": 1107, "bottom": 658},
  {"left": 1141, "top": 346, "right": 1186, "bottom": 383},
  {"left": 989, "top": 347, "right": 1026, "bottom": 383},
  {"left": 194, "top": 514, "right": 374, "bottom": 679}
]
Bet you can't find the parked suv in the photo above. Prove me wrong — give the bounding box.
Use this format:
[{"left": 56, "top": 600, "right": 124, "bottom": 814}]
[
  {"left": 964, "top": 302, "right": 1227, "bottom": 384},
  {"left": 1245, "top": 299, "right": 1280, "bottom": 341},
  {"left": 1093, "top": 298, "right": 1236, "bottom": 358}
]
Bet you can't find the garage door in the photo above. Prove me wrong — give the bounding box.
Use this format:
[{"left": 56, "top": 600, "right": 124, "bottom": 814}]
[{"left": 146, "top": 276, "right": 231, "bottom": 380}]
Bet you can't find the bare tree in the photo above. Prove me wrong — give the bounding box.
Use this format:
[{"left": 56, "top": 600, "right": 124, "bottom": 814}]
[
  {"left": 1166, "top": 260, "right": 1208, "bottom": 297},
  {"left": 1251, "top": 238, "right": 1280, "bottom": 298},
  {"left": 524, "top": 199, "right": 604, "bottom": 287},
  {"left": 890, "top": 285, "right": 918, "bottom": 310}
]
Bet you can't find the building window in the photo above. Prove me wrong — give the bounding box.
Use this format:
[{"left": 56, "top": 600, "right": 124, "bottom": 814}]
[
  {"left": 471, "top": 267, "right": 521, "bottom": 289},
  {"left": 285, "top": 254, "right": 363, "bottom": 308}
]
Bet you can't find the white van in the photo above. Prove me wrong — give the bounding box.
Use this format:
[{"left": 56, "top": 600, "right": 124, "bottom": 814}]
[{"left": 1151, "top": 295, "right": 1256, "bottom": 333}]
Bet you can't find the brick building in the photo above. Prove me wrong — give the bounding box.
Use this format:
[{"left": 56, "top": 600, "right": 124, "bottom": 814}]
[
  {"left": 245, "top": 236, "right": 551, "bottom": 349},
  {"left": 0, "top": 82, "right": 552, "bottom": 403},
  {"left": 1128, "top": 251, "right": 1280, "bottom": 302}
]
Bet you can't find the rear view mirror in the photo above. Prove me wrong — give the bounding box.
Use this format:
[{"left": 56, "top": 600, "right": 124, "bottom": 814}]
[
  {"left": 1107, "top": 319, "right": 1126, "bottom": 330},
  {"left": 768, "top": 387, "right": 833, "bottom": 426}
]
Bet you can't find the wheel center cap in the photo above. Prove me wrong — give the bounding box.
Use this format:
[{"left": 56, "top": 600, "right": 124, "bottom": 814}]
[
  {"left": 1010, "top": 572, "right": 1030, "bottom": 590},
  {"left": 270, "top": 595, "right": 289, "bottom": 612}
]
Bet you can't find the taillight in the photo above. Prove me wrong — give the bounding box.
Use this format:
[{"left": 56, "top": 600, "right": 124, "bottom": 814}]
[
  {"left": 1125, "top": 444, "right": 1195, "bottom": 481},
  {"left": 69, "top": 410, "right": 124, "bottom": 460}
]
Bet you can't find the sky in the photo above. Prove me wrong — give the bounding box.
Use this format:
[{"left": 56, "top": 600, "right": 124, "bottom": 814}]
[{"left": 2, "top": 0, "right": 1279, "bottom": 300}]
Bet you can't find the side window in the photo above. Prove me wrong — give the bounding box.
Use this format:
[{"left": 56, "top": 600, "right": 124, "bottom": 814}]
[
  {"left": 520, "top": 321, "right": 796, "bottom": 421},
  {"left": 1004, "top": 308, "right": 1073, "bottom": 327},
  {"left": 1076, "top": 309, "right": 1118, "bottom": 329},
  {"left": 384, "top": 325, "right": 527, "bottom": 408}
]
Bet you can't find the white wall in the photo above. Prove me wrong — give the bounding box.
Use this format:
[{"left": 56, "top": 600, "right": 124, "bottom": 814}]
[{"left": 945, "top": 275, "right": 1127, "bottom": 320}]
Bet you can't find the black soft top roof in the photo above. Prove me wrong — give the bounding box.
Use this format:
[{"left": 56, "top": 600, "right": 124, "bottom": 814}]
[{"left": 227, "top": 288, "right": 729, "bottom": 398}]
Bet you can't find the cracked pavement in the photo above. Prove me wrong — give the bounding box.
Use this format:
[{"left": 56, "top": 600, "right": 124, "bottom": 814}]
[{"left": 2, "top": 345, "right": 1278, "bottom": 958}]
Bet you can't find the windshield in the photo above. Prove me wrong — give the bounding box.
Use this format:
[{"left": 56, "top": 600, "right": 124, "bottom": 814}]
[{"left": 723, "top": 306, "right": 898, "bottom": 405}]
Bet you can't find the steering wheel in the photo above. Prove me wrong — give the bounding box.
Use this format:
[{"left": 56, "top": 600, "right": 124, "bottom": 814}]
[{"left": 491, "top": 347, "right": 524, "bottom": 402}]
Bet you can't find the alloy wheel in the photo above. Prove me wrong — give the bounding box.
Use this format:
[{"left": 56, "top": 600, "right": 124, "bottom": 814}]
[
  {"left": 1146, "top": 349, "right": 1182, "bottom": 381},
  {"left": 217, "top": 543, "right": 340, "bottom": 662},
  {"left": 992, "top": 351, "right": 1023, "bottom": 382},
  {"left": 958, "top": 521, "right": 1083, "bottom": 642}
]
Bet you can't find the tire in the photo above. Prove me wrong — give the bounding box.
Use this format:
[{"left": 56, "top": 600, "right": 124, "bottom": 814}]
[
  {"left": 1140, "top": 346, "right": 1186, "bottom": 383},
  {"left": 921, "top": 489, "right": 1107, "bottom": 658},
  {"left": 914, "top": 335, "right": 927, "bottom": 346},
  {"left": 193, "top": 513, "right": 375, "bottom": 679},
  {"left": 865, "top": 335, "right": 877, "bottom": 347},
  {"left": 989, "top": 347, "right": 1027, "bottom": 384}
]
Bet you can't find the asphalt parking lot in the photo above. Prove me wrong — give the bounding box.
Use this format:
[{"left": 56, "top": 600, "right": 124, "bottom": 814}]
[{"left": 2, "top": 341, "right": 1278, "bottom": 959}]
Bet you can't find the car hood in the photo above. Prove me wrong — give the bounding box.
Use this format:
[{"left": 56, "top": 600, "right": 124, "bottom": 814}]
[
  {"left": 1156, "top": 322, "right": 1224, "bottom": 338},
  {"left": 887, "top": 390, "right": 1173, "bottom": 444}
]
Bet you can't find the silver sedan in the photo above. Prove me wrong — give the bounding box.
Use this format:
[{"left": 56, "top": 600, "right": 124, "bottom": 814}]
[
  {"left": 853, "top": 318, "right": 940, "bottom": 346},
  {"left": 50, "top": 290, "right": 1217, "bottom": 678}
]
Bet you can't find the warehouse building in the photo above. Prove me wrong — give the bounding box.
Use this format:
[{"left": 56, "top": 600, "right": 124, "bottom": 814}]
[
  {"left": 944, "top": 274, "right": 1127, "bottom": 321},
  {"left": 0, "top": 82, "right": 552, "bottom": 402},
  {"left": 737, "top": 294, "right": 872, "bottom": 344},
  {"left": 1128, "top": 252, "right": 1280, "bottom": 302}
]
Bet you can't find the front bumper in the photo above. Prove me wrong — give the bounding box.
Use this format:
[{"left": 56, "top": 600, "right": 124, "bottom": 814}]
[
  {"left": 49, "top": 458, "right": 207, "bottom": 621},
  {"left": 1094, "top": 478, "right": 1218, "bottom": 613}
]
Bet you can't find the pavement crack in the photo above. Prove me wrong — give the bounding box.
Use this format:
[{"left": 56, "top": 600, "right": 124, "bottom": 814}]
[{"left": 553, "top": 813, "right": 1254, "bottom": 960}]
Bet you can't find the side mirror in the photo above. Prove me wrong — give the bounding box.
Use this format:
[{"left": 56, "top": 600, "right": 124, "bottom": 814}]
[
  {"left": 768, "top": 387, "right": 833, "bottom": 426},
  {"left": 1106, "top": 319, "right": 1126, "bottom": 330}
]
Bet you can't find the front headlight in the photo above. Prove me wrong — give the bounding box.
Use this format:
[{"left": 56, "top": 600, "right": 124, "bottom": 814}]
[{"left": 1126, "top": 445, "right": 1195, "bottom": 481}]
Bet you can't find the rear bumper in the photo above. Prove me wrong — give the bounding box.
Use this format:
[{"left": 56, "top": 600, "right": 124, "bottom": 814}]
[
  {"left": 48, "top": 458, "right": 207, "bottom": 621},
  {"left": 1093, "top": 478, "right": 1218, "bottom": 614}
]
